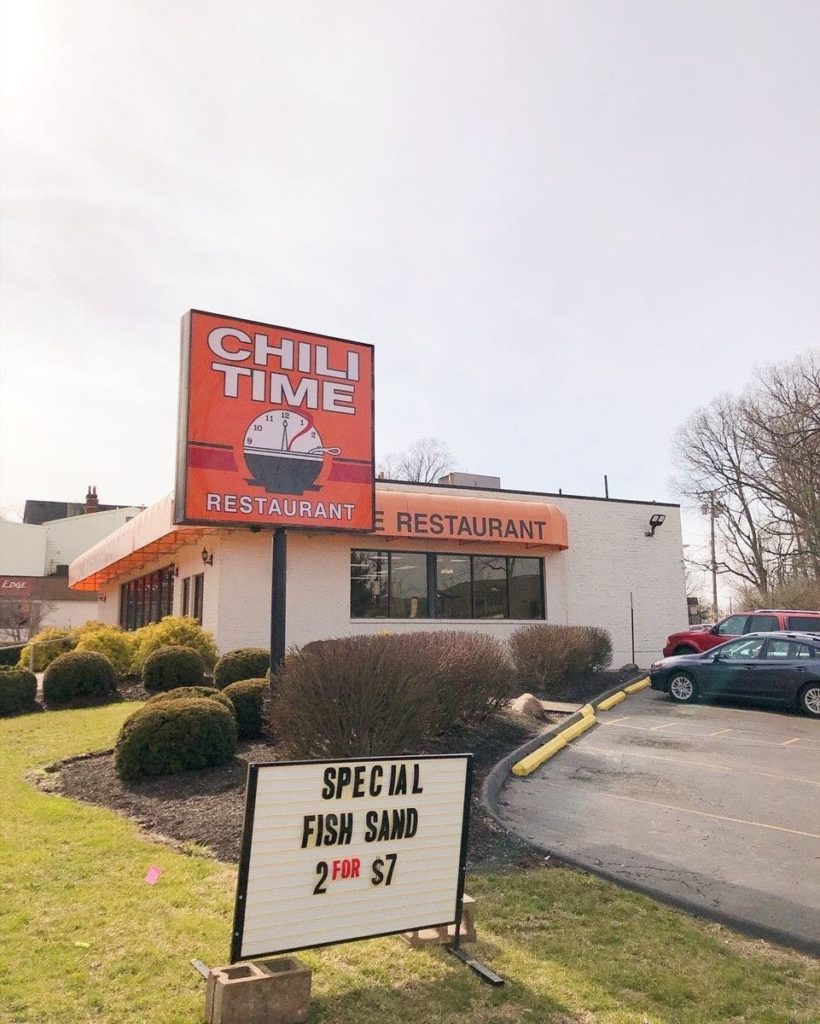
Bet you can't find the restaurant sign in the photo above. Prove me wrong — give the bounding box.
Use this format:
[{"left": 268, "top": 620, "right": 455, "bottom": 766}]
[
  {"left": 231, "top": 755, "right": 472, "bottom": 961},
  {"left": 175, "top": 310, "right": 375, "bottom": 531}
]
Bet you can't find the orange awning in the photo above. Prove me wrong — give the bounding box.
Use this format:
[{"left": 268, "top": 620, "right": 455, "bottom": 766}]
[{"left": 374, "top": 490, "right": 568, "bottom": 549}]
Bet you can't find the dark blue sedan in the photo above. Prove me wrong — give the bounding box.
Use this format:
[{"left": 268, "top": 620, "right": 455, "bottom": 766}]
[{"left": 650, "top": 631, "right": 820, "bottom": 717}]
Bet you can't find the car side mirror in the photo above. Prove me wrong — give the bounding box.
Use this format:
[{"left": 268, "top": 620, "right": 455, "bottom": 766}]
[{"left": 710, "top": 626, "right": 719, "bottom": 635}]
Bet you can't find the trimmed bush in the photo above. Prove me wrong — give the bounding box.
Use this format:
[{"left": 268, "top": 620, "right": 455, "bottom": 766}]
[
  {"left": 42, "top": 650, "right": 117, "bottom": 706},
  {"left": 272, "top": 632, "right": 515, "bottom": 759},
  {"left": 213, "top": 647, "right": 270, "bottom": 688},
  {"left": 0, "top": 645, "right": 23, "bottom": 667},
  {"left": 75, "top": 626, "right": 136, "bottom": 678},
  {"left": 130, "top": 616, "right": 218, "bottom": 674},
  {"left": 0, "top": 666, "right": 38, "bottom": 716},
  {"left": 114, "top": 698, "right": 237, "bottom": 780},
  {"left": 18, "top": 627, "right": 75, "bottom": 671},
  {"left": 509, "top": 624, "right": 613, "bottom": 694},
  {"left": 223, "top": 678, "right": 268, "bottom": 737},
  {"left": 146, "top": 685, "right": 235, "bottom": 717},
  {"left": 141, "top": 645, "right": 205, "bottom": 693}
]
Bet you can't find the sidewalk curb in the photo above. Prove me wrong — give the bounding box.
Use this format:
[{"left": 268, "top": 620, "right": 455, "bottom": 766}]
[{"left": 481, "top": 671, "right": 647, "bottom": 808}]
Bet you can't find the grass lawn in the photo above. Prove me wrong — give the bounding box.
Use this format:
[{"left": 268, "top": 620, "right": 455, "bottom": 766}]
[{"left": 1, "top": 707, "right": 817, "bottom": 1024}]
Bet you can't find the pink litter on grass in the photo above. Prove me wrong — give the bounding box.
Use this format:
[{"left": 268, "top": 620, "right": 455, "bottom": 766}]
[{"left": 145, "top": 866, "right": 162, "bottom": 885}]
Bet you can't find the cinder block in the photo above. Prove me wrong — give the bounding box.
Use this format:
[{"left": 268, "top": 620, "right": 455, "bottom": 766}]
[
  {"left": 205, "top": 957, "right": 311, "bottom": 1024},
  {"left": 401, "top": 894, "right": 477, "bottom": 947}
]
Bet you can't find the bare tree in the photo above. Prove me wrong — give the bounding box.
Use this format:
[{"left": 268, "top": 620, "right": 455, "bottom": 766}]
[{"left": 378, "top": 438, "right": 455, "bottom": 483}]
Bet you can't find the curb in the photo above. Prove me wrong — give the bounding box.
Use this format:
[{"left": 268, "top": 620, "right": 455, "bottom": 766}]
[
  {"left": 481, "top": 670, "right": 647, "bottom": 809},
  {"left": 509, "top": 676, "right": 649, "bottom": 777}
]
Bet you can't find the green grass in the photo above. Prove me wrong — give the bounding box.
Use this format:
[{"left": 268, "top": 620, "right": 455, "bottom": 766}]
[{"left": 1, "top": 708, "right": 817, "bottom": 1024}]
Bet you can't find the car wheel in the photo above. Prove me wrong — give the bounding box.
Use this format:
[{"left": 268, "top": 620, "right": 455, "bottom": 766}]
[
  {"left": 668, "top": 673, "right": 697, "bottom": 704},
  {"left": 673, "top": 645, "right": 697, "bottom": 655},
  {"left": 798, "top": 683, "right": 820, "bottom": 718}
]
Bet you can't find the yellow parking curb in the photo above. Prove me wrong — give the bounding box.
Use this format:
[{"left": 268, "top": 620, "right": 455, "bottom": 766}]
[
  {"left": 512, "top": 714, "right": 597, "bottom": 777},
  {"left": 579, "top": 703, "right": 595, "bottom": 717},
  {"left": 597, "top": 690, "right": 627, "bottom": 710},
  {"left": 624, "top": 677, "right": 650, "bottom": 693}
]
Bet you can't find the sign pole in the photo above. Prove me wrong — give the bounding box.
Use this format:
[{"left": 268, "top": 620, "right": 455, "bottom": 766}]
[{"left": 271, "top": 528, "right": 287, "bottom": 671}]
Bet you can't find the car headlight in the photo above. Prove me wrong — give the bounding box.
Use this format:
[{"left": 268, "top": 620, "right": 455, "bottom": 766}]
[{"left": 650, "top": 661, "right": 663, "bottom": 671}]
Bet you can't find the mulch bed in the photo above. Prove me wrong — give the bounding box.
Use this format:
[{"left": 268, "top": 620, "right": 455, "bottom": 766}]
[{"left": 45, "top": 670, "right": 632, "bottom": 872}]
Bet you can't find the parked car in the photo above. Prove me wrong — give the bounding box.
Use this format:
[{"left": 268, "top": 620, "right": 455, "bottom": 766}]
[
  {"left": 663, "top": 609, "right": 820, "bottom": 657},
  {"left": 650, "top": 631, "right": 820, "bottom": 716}
]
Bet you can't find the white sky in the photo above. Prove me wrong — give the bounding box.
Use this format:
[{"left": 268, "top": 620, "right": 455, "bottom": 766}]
[{"left": 2, "top": 0, "right": 818, "bottom": 590}]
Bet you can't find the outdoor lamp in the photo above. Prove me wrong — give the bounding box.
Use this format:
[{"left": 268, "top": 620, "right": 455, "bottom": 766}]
[
  {"left": 645, "top": 513, "right": 666, "bottom": 537},
  {"left": 201, "top": 547, "right": 214, "bottom": 566}
]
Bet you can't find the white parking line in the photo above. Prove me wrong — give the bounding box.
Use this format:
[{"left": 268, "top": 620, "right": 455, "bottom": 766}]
[
  {"left": 580, "top": 744, "right": 820, "bottom": 787},
  {"left": 599, "top": 720, "right": 820, "bottom": 749}
]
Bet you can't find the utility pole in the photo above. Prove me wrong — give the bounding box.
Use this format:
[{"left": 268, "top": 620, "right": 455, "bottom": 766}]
[{"left": 704, "top": 494, "right": 718, "bottom": 621}]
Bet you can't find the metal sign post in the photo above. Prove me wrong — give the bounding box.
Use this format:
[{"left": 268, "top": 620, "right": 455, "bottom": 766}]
[{"left": 270, "top": 528, "right": 287, "bottom": 669}]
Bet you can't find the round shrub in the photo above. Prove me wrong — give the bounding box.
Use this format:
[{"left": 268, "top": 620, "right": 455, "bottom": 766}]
[
  {"left": 0, "top": 666, "right": 38, "bottom": 716},
  {"left": 75, "top": 626, "right": 136, "bottom": 678},
  {"left": 213, "top": 647, "right": 269, "bottom": 688},
  {"left": 130, "top": 616, "right": 219, "bottom": 674},
  {"left": 146, "top": 685, "right": 235, "bottom": 717},
  {"left": 141, "top": 645, "right": 205, "bottom": 693},
  {"left": 223, "top": 678, "right": 268, "bottom": 737},
  {"left": 114, "top": 698, "right": 237, "bottom": 780},
  {"left": 42, "top": 651, "right": 117, "bottom": 706},
  {"left": 19, "top": 627, "right": 75, "bottom": 671}
]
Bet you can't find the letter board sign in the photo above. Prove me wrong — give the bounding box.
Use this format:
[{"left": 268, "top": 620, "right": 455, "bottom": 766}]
[
  {"left": 231, "top": 755, "right": 472, "bottom": 961},
  {"left": 175, "top": 310, "right": 375, "bottom": 531}
]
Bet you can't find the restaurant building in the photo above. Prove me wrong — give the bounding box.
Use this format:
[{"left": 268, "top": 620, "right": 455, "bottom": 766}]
[{"left": 69, "top": 474, "right": 686, "bottom": 666}]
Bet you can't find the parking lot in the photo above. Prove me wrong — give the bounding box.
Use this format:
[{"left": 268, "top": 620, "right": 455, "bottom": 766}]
[{"left": 498, "top": 688, "right": 820, "bottom": 953}]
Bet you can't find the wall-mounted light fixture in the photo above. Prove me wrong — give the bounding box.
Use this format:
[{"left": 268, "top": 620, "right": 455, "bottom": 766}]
[
  {"left": 171, "top": 565, "right": 180, "bottom": 578},
  {"left": 98, "top": 594, "right": 107, "bottom": 602},
  {"left": 201, "top": 547, "right": 214, "bottom": 566},
  {"left": 645, "top": 513, "right": 666, "bottom": 537}
]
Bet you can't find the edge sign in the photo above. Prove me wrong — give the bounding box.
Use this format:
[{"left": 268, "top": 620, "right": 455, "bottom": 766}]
[
  {"left": 175, "top": 310, "right": 375, "bottom": 531},
  {"left": 231, "top": 755, "right": 472, "bottom": 961}
]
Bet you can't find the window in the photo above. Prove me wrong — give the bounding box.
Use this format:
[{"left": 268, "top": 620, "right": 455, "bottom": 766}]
[
  {"left": 745, "top": 614, "right": 778, "bottom": 633},
  {"left": 765, "top": 639, "right": 816, "bottom": 660},
  {"left": 716, "top": 615, "right": 747, "bottom": 636},
  {"left": 192, "top": 573, "right": 205, "bottom": 625},
  {"left": 786, "top": 616, "right": 820, "bottom": 633},
  {"left": 182, "top": 576, "right": 191, "bottom": 617},
  {"left": 719, "top": 637, "right": 765, "bottom": 660},
  {"left": 119, "top": 566, "right": 175, "bottom": 630},
  {"left": 350, "top": 550, "right": 544, "bottom": 620}
]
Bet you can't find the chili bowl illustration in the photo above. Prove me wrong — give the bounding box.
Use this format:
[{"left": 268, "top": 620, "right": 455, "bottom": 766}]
[{"left": 243, "top": 409, "right": 340, "bottom": 494}]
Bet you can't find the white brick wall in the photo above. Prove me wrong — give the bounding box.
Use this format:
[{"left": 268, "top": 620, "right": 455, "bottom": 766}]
[{"left": 95, "top": 484, "right": 687, "bottom": 667}]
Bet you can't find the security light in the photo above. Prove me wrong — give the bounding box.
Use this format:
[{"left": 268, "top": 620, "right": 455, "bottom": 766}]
[
  {"left": 201, "top": 547, "right": 214, "bottom": 566},
  {"left": 645, "top": 513, "right": 666, "bottom": 537}
]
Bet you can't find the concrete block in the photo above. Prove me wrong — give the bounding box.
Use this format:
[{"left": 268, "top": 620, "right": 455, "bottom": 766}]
[
  {"left": 401, "top": 895, "right": 476, "bottom": 947},
  {"left": 205, "top": 957, "right": 311, "bottom": 1024}
]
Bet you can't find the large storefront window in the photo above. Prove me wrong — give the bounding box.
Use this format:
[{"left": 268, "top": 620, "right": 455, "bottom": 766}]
[
  {"left": 351, "top": 550, "right": 544, "bottom": 620},
  {"left": 120, "top": 566, "right": 175, "bottom": 630}
]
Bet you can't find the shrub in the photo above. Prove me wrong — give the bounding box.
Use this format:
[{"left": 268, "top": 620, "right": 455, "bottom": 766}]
[
  {"left": 42, "top": 650, "right": 117, "bottom": 706},
  {"left": 141, "top": 645, "right": 205, "bottom": 693},
  {"left": 71, "top": 619, "right": 110, "bottom": 639},
  {"left": 146, "top": 685, "right": 235, "bottom": 717},
  {"left": 75, "top": 626, "right": 136, "bottom": 678},
  {"left": 0, "top": 666, "right": 38, "bottom": 716},
  {"left": 213, "top": 647, "right": 270, "bottom": 688},
  {"left": 18, "top": 627, "right": 75, "bottom": 671},
  {"left": 114, "top": 698, "right": 237, "bottom": 780},
  {"left": 509, "top": 624, "right": 613, "bottom": 694},
  {"left": 130, "top": 616, "right": 218, "bottom": 674},
  {"left": 223, "top": 678, "right": 268, "bottom": 737},
  {"left": 0, "top": 645, "right": 23, "bottom": 667}
]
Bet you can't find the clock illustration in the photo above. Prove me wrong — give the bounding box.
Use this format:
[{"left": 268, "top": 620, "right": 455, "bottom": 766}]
[{"left": 243, "top": 409, "right": 340, "bottom": 495}]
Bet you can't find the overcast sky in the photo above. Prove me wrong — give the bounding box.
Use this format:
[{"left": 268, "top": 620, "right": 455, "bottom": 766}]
[{"left": 2, "top": 0, "right": 818, "bottom": 577}]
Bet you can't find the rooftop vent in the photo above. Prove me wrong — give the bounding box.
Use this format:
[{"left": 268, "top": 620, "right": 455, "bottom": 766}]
[{"left": 437, "top": 472, "right": 501, "bottom": 490}]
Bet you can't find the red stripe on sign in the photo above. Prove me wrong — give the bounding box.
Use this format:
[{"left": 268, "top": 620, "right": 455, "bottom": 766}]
[
  {"left": 327, "top": 462, "right": 373, "bottom": 483},
  {"left": 188, "top": 445, "right": 238, "bottom": 471}
]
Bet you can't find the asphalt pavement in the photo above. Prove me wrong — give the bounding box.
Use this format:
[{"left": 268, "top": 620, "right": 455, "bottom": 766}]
[{"left": 497, "top": 688, "right": 820, "bottom": 953}]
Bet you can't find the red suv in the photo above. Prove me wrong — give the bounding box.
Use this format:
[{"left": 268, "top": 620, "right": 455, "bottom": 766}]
[{"left": 663, "top": 609, "right": 820, "bottom": 657}]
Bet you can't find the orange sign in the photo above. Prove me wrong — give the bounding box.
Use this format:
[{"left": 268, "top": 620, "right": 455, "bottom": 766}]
[
  {"left": 374, "top": 491, "right": 569, "bottom": 548},
  {"left": 175, "top": 311, "right": 375, "bottom": 530}
]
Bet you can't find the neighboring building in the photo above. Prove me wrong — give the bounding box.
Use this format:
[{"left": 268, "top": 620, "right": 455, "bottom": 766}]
[
  {"left": 70, "top": 477, "right": 687, "bottom": 666},
  {"left": 0, "top": 487, "right": 143, "bottom": 640}
]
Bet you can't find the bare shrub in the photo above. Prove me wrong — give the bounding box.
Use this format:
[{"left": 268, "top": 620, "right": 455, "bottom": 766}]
[
  {"left": 272, "top": 631, "right": 515, "bottom": 758},
  {"left": 509, "top": 625, "right": 613, "bottom": 693}
]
